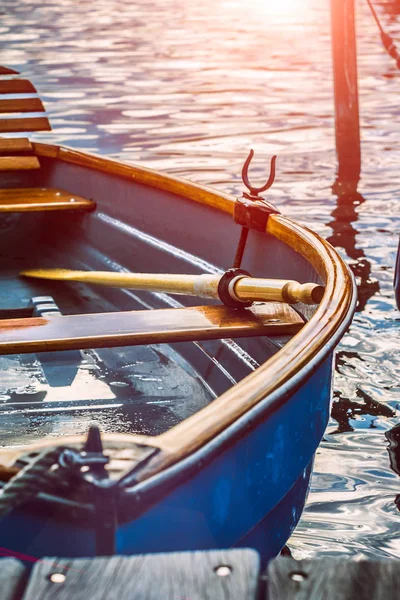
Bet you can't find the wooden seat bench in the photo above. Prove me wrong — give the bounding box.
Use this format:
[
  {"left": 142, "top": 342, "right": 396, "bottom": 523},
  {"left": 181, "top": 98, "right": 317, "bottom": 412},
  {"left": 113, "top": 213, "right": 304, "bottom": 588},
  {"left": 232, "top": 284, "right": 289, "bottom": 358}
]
[
  {"left": 0, "top": 68, "right": 95, "bottom": 212},
  {"left": 0, "top": 68, "right": 50, "bottom": 171},
  {"left": 0, "top": 137, "right": 41, "bottom": 170},
  {"left": 0, "top": 187, "right": 95, "bottom": 212},
  {"left": 0, "top": 156, "right": 40, "bottom": 171},
  {"left": 0, "top": 303, "right": 305, "bottom": 355},
  {"left": 0, "top": 137, "right": 35, "bottom": 153}
]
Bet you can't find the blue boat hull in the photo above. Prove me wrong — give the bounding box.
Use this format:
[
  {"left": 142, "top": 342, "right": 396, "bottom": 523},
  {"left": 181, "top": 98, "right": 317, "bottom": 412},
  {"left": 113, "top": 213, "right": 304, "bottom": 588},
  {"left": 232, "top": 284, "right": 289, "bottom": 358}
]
[
  {"left": 0, "top": 357, "right": 331, "bottom": 564},
  {"left": 0, "top": 144, "right": 355, "bottom": 564}
]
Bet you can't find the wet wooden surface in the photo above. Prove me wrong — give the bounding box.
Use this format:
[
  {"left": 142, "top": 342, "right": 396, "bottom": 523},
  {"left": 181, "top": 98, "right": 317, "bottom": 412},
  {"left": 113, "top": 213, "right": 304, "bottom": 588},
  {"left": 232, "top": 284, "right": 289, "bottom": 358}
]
[
  {"left": 0, "top": 302, "right": 304, "bottom": 355},
  {"left": 0, "top": 187, "right": 95, "bottom": 212},
  {"left": 1, "top": 554, "right": 399, "bottom": 599}
]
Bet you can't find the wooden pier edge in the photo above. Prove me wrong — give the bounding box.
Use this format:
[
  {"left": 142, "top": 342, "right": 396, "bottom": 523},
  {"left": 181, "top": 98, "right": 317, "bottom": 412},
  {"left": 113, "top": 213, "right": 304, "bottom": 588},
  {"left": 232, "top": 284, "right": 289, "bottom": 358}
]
[{"left": 1, "top": 551, "right": 399, "bottom": 599}]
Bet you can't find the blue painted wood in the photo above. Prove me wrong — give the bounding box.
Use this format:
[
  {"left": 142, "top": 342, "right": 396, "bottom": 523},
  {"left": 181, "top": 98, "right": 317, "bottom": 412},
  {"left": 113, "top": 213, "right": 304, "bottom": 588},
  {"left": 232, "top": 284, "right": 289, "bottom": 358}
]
[
  {"left": 0, "top": 357, "right": 331, "bottom": 565},
  {"left": 115, "top": 358, "right": 332, "bottom": 564}
]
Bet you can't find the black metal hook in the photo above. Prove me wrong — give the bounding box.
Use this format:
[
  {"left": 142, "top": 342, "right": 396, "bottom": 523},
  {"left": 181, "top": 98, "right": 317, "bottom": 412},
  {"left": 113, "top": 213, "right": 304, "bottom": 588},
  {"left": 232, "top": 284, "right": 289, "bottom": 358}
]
[{"left": 241, "top": 149, "right": 277, "bottom": 196}]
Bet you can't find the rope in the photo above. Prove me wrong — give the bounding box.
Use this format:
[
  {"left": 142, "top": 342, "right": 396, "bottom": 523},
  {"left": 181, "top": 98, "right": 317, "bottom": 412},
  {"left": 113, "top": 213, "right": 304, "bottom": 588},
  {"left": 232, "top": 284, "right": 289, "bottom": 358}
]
[
  {"left": 366, "top": 0, "right": 400, "bottom": 68},
  {"left": 0, "top": 447, "right": 66, "bottom": 520}
]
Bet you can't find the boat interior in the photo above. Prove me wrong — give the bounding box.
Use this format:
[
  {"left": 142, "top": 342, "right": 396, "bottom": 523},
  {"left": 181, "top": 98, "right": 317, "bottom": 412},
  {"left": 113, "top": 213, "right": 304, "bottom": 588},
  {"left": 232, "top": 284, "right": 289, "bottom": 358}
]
[{"left": 0, "top": 67, "right": 324, "bottom": 451}]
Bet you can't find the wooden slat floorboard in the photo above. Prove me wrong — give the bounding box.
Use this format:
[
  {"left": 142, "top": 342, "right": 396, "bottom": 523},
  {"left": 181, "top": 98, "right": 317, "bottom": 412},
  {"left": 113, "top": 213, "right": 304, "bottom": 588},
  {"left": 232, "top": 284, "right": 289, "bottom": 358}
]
[
  {"left": 0, "top": 117, "right": 51, "bottom": 133},
  {"left": 0, "top": 138, "right": 33, "bottom": 153},
  {"left": 266, "top": 557, "right": 400, "bottom": 600},
  {"left": 0, "top": 187, "right": 95, "bottom": 212},
  {"left": 0, "top": 303, "right": 304, "bottom": 355},
  {"left": 0, "top": 156, "right": 40, "bottom": 171},
  {"left": 22, "top": 550, "right": 260, "bottom": 600},
  {"left": 0, "top": 98, "right": 45, "bottom": 113},
  {"left": 1, "top": 553, "right": 399, "bottom": 598},
  {"left": 0, "top": 558, "right": 27, "bottom": 600}
]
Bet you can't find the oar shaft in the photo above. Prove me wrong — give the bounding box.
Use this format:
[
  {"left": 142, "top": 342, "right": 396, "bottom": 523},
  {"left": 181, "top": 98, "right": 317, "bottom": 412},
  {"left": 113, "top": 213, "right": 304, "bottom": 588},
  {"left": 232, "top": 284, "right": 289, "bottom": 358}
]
[
  {"left": 71, "top": 272, "right": 220, "bottom": 298},
  {"left": 234, "top": 278, "right": 324, "bottom": 305},
  {"left": 20, "top": 269, "right": 324, "bottom": 305},
  {"left": 21, "top": 269, "right": 222, "bottom": 299}
]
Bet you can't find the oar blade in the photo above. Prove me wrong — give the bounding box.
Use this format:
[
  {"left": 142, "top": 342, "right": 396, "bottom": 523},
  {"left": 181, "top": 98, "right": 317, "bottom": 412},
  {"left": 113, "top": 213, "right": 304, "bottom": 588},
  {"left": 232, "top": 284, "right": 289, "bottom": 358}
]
[{"left": 20, "top": 268, "right": 78, "bottom": 281}]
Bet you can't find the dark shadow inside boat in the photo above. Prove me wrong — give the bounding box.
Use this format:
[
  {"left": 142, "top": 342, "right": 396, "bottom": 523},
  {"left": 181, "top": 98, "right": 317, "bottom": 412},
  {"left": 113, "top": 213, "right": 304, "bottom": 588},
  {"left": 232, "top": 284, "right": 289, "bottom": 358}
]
[{"left": 0, "top": 159, "right": 321, "bottom": 447}]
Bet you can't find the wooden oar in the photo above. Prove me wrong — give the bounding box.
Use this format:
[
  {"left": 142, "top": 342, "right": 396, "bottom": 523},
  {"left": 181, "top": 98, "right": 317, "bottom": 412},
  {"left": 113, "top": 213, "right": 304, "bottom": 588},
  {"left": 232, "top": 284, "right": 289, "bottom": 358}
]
[{"left": 20, "top": 268, "right": 324, "bottom": 305}]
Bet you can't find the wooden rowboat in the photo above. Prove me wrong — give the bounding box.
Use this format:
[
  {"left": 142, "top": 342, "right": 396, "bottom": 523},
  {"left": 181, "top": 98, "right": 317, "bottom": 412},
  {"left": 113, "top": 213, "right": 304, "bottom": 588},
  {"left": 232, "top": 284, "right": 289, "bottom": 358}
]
[{"left": 0, "top": 68, "right": 356, "bottom": 563}]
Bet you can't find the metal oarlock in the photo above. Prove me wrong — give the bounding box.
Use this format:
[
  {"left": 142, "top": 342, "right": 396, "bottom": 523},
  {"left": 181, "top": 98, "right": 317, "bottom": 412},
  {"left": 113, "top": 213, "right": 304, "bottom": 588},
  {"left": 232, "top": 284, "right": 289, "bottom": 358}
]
[
  {"left": 241, "top": 149, "right": 277, "bottom": 197},
  {"left": 233, "top": 150, "right": 280, "bottom": 268}
]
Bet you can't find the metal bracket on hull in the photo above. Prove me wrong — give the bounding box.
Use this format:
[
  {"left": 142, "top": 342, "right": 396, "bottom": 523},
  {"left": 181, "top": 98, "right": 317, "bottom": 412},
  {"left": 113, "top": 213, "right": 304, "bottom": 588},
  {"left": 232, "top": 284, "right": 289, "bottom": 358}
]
[
  {"left": 234, "top": 195, "right": 280, "bottom": 232},
  {"left": 235, "top": 148, "right": 280, "bottom": 230},
  {"left": 56, "top": 426, "right": 160, "bottom": 555},
  {"left": 233, "top": 150, "right": 280, "bottom": 268}
]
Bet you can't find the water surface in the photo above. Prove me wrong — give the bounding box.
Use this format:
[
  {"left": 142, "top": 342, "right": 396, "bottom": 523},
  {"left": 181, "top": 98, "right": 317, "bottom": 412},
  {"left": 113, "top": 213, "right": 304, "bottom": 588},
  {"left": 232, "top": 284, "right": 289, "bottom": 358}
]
[{"left": 1, "top": 0, "right": 399, "bottom": 558}]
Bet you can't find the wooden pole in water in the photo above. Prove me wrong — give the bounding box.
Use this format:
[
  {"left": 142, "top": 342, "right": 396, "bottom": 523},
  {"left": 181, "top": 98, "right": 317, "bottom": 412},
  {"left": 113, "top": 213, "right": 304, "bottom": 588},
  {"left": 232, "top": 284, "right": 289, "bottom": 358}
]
[{"left": 330, "top": 0, "right": 361, "bottom": 192}]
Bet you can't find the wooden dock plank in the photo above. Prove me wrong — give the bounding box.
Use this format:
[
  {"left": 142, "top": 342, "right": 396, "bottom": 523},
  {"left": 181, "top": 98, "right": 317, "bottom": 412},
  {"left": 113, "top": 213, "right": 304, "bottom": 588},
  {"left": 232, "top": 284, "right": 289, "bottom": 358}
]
[
  {"left": 0, "top": 187, "right": 95, "bottom": 212},
  {"left": 0, "top": 558, "right": 27, "bottom": 600},
  {"left": 0, "top": 156, "right": 40, "bottom": 171},
  {"left": 0, "top": 303, "right": 304, "bottom": 355},
  {"left": 22, "top": 550, "right": 260, "bottom": 599},
  {"left": 266, "top": 557, "right": 400, "bottom": 600},
  {"left": 0, "top": 553, "right": 399, "bottom": 599}
]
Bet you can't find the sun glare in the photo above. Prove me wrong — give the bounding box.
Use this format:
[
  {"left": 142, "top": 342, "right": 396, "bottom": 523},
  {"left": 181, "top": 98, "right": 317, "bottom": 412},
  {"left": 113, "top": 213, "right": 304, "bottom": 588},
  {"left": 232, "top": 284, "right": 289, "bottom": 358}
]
[{"left": 252, "top": 0, "right": 307, "bottom": 18}]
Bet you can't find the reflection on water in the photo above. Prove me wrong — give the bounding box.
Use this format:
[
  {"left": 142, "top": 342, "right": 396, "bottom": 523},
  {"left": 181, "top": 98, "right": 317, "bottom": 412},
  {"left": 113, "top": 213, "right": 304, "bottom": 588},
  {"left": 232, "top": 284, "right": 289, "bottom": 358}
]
[
  {"left": 327, "top": 188, "right": 380, "bottom": 312},
  {"left": 331, "top": 384, "right": 395, "bottom": 435},
  {"left": 381, "top": 0, "right": 400, "bottom": 22},
  {"left": 1, "top": 0, "right": 400, "bottom": 557}
]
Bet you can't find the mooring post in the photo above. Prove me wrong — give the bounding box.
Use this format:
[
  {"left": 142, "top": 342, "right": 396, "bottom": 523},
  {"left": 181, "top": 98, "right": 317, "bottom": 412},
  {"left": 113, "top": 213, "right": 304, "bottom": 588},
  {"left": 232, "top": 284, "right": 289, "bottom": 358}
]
[{"left": 330, "top": 0, "right": 361, "bottom": 192}]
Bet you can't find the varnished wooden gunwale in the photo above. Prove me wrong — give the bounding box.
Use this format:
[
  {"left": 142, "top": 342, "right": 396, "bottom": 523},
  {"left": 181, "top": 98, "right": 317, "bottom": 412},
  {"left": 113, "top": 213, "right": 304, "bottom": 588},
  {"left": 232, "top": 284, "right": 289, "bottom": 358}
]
[
  {"left": 0, "top": 143, "right": 354, "bottom": 482},
  {"left": 0, "top": 304, "right": 304, "bottom": 355},
  {"left": 153, "top": 217, "right": 352, "bottom": 461},
  {"left": 34, "top": 143, "right": 235, "bottom": 215}
]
